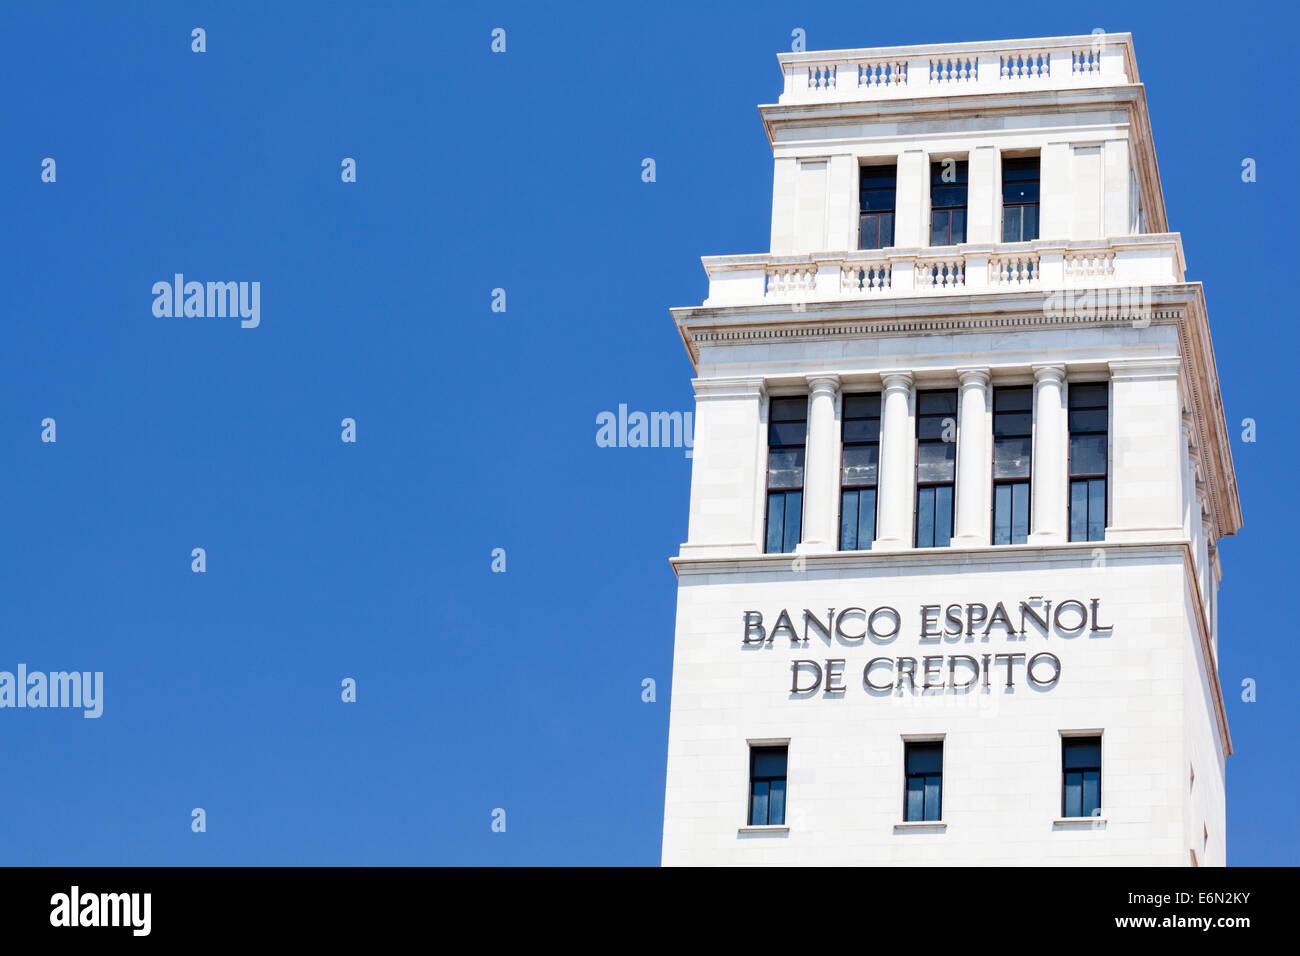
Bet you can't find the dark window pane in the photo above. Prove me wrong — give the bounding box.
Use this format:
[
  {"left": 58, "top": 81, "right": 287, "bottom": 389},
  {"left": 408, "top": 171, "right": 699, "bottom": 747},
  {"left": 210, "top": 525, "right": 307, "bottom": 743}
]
[
  {"left": 993, "top": 411, "right": 1033, "bottom": 437},
  {"left": 753, "top": 748, "right": 788, "bottom": 777},
  {"left": 1064, "top": 738, "right": 1101, "bottom": 769},
  {"left": 1068, "top": 383, "right": 1107, "bottom": 409},
  {"left": 768, "top": 421, "right": 807, "bottom": 447},
  {"left": 917, "top": 487, "right": 935, "bottom": 548},
  {"left": 750, "top": 781, "right": 769, "bottom": 826},
  {"left": 1002, "top": 206, "right": 1022, "bottom": 243},
  {"left": 994, "top": 387, "right": 1033, "bottom": 413},
  {"left": 878, "top": 213, "right": 894, "bottom": 247},
  {"left": 1070, "top": 434, "right": 1107, "bottom": 476},
  {"left": 840, "top": 490, "right": 860, "bottom": 550},
  {"left": 1068, "top": 408, "right": 1107, "bottom": 432},
  {"left": 842, "top": 419, "right": 880, "bottom": 444},
  {"left": 766, "top": 493, "right": 785, "bottom": 553},
  {"left": 949, "top": 208, "right": 966, "bottom": 244},
  {"left": 843, "top": 394, "right": 881, "bottom": 419},
  {"left": 917, "top": 416, "right": 955, "bottom": 440},
  {"left": 782, "top": 491, "right": 802, "bottom": 552},
  {"left": 934, "top": 486, "right": 953, "bottom": 547},
  {"left": 906, "top": 742, "right": 943, "bottom": 776},
  {"left": 1064, "top": 773, "right": 1082, "bottom": 818},
  {"left": 767, "top": 447, "right": 805, "bottom": 489},
  {"left": 906, "top": 778, "right": 925, "bottom": 822},
  {"left": 1022, "top": 203, "right": 1039, "bottom": 241},
  {"left": 768, "top": 779, "right": 787, "bottom": 826},
  {"left": 917, "top": 441, "right": 955, "bottom": 482},
  {"left": 930, "top": 212, "right": 948, "bottom": 247},
  {"left": 770, "top": 397, "right": 808, "bottom": 422},
  {"left": 842, "top": 443, "right": 879, "bottom": 485},
  {"left": 994, "top": 484, "right": 1012, "bottom": 545},
  {"left": 993, "top": 437, "right": 1031, "bottom": 478},
  {"left": 1088, "top": 479, "right": 1106, "bottom": 540},
  {"left": 1069, "top": 480, "right": 1089, "bottom": 542},
  {"left": 924, "top": 777, "right": 942, "bottom": 821},
  {"left": 918, "top": 391, "right": 957, "bottom": 415},
  {"left": 1082, "top": 771, "right": 1100, "bottom": 816},
  {"left": 858, "top": 488, "right": 876, "bottom": 549},
  {"left": 1011, "top": 482, "right": 1030, "bottom": 543}
]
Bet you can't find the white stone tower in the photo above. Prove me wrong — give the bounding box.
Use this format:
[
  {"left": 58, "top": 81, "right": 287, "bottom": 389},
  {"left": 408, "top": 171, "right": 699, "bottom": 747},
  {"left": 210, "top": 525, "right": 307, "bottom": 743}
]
[{"left": 662, "top": 34, "right": 1241, "bottom": 866}]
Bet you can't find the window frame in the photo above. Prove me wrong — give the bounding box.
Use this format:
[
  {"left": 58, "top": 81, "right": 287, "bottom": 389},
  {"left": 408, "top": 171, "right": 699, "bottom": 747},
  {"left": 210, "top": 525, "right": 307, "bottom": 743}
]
[
  {"left": 991, "top": 385, "right": 1033, "bottom": 545},
  {"left": 903, "top": 739, "right": 944, "bottom": 823},
  {"left": 1000, "top": 154, "right": 1041, "bottom": 243},
  {"left": 747, "top": 743, "right": 789, "bottom": 827},
  {"left": 914, "top": 389, "right": 958, "bottom": 548},
  {"left": 1067, "top": 381, "right": 1109, "bottom": 542},
  {"left": 839, "top": 392, "right": 882, "bottom": 551},
  {"left": 764, "top": 395, "right": 809, "bottom": 554},
  {"left": 859, "top": 163, "right": 898, "bottom": 251},
  {"left": 929, "top": 159, "right": 969, "bottom": 247},
  {"left": 1061, "top": 734, "right": 1103, "bottom": 819}
]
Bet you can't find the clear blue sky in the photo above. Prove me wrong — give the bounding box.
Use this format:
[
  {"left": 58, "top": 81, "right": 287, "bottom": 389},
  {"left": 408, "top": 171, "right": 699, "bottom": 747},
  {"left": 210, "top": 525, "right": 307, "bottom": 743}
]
[{"left": 0, "top": 1, "right": 1293, "bottom": 866}]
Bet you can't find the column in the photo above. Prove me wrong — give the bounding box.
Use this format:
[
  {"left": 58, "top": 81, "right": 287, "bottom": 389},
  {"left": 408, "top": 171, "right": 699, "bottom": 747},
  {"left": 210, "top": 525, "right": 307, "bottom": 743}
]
[
  {"left": 1028, "top": 365, "right": 1067, "bottom": 544},
  {"left": 953, "top": 368, "right": 991, "bottom": 546},
  {"left": 798, "top": 374, "right": 841, "bottom": 554},
  {"left": 873, "top": 371, "right": 914, "bottom": 551},
  {"left": 679, "top": 377, "right": 767, "bottom": 559}
]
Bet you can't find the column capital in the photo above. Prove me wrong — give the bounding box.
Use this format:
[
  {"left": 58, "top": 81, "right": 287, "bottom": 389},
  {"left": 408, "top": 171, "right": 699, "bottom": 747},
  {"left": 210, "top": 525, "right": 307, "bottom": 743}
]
[
  {"left": 1031, "top": 364, "right": 1066, "bottom": 385},
  {"left": 880, "top": 370, "right": 914, "bottom": 392},
  {"left": 957, "top": 367, "right": 991, "bottom": 388},
  {"left": 805, "top": 373, "right": 841, "bottom": 395}
]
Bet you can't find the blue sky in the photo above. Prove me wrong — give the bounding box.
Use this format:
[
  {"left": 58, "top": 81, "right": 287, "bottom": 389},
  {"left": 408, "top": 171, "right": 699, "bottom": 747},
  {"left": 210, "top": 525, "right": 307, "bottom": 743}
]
[{"left": 0, "top": 0, "right": 1293, "bottom": 866}]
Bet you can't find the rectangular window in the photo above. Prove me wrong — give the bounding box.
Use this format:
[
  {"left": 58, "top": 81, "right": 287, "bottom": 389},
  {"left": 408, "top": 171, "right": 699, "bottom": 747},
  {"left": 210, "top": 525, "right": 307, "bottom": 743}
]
[
  {"left": 915, "top": 390, "right": 956, "bottom": 548},
  {"left": 1068, "top": 383, "right": 1108, "bottom": 542},
  {"left": 930, "top": 160, "right": 968, "bottom": 246},
  {"left": 840, "top": 393, "right": 881, "bottom": 550},
  {"left": 1062, "top": 736, "right": 1102, "bottom": 818},
  {"left": 859, "top": 164, "right": 897, "bottom": 250},
  {"left": 765, "top": 397, "right": 807, "bottom": 554},
  {"left": 992, "top": 386, "right": 1032, "bottom": 545},
  {"left": 748, "top": 746, "right": 788, "bottom": 826},
  {"left": 1001, "top": 156, "right": 1040, "bottom": 242},
  {"left": 904, "top": 741, "right": 943, "bottom": 822}
]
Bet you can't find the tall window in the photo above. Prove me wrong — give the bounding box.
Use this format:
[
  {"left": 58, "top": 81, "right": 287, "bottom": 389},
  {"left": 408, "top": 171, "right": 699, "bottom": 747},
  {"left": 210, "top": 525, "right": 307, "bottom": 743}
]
[
  {"left": 1062, "top": 736, "right": 1101, "bottom": 818},
  {"left": 904, "top": 741, "right": 943, "bottom": 822},
  {"left": 915, "top": 390, "right": 956, "bottom": 548},
  {"left": 840, "top": 394, "right": 881, "bottom": 550},
  {"left": 930, "top": 160, "right": 968, "bottom": 245},
  {"left": 859, "top": 164, "right": 897, "bottom": 250},
  {"left": 992, "top": 386, "right": 1032, "bottom": 545},
  {"left": 748, "top": 746, "right": 788, "bottom": 826},
  {"left": 1068, "top": 383, "right": 1108, "bottom": 542},
  {"left": 1002, "top": 156, "right": 1040, "bottom": 241},
  {"left": 765, "top": 397, "right": 807, "bottom": 553}
]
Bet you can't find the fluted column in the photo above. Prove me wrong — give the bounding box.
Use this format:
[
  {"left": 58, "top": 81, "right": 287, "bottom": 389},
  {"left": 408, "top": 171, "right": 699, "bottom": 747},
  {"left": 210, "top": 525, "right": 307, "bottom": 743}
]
[
  {"left": 873, "top": 371, "right": 914, "bottom": 551},
  {"left": 1028, "top": 365, "right": 1067, "bottom": 543},
  {"left": 953, "top": 368, "right": 991, "bottom": 546},
  {"left": 798, "top": 374, "right": 841, "bottom": 554}
]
